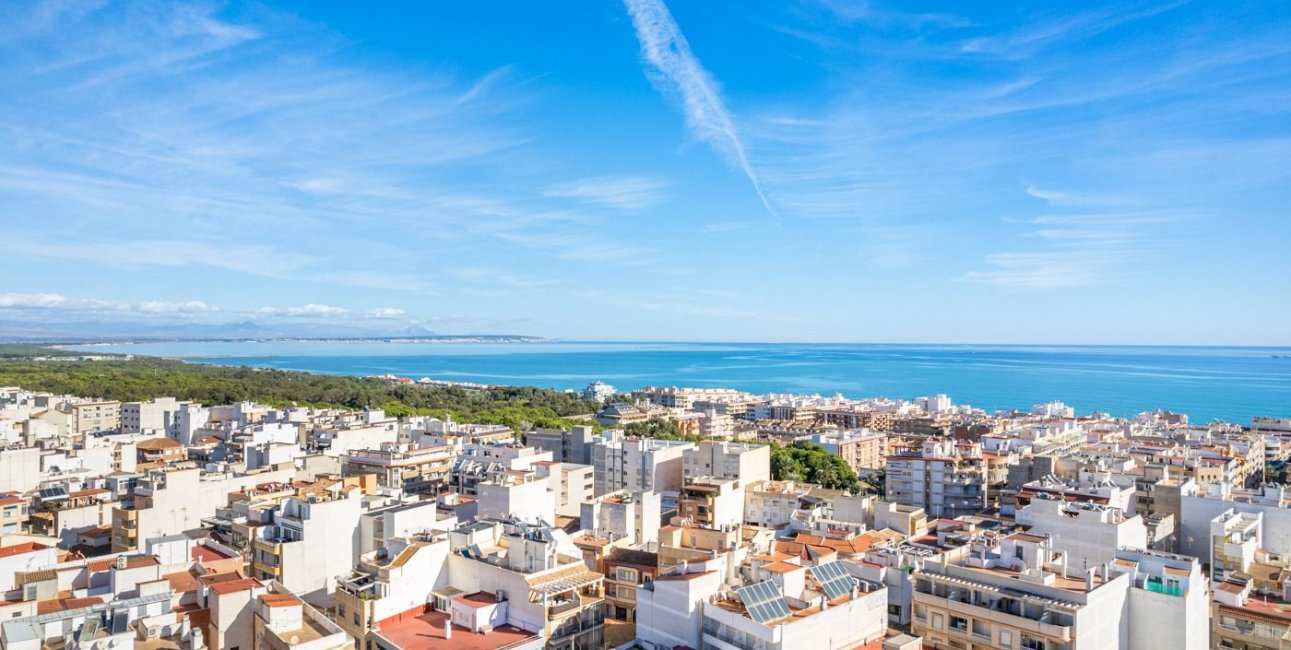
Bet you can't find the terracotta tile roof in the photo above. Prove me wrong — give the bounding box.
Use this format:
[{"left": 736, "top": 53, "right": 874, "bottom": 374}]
[
  {"left": 209, "top": 577, "right": 263, "bottom": 595},
  {"left": 0, "top": 542, "right": 48, "bottom": 558},
  {"left": 259, "top": 593, "right": 300, "bottom": 608},
  {"left": 165, "top": 571, "right": 199, "bottom": 593},
  {"left": 759, "top": 560, "right": 803, "bottom": 574},
  {"left": 453, "top": 591, "right": 498, "bottom": 609}
]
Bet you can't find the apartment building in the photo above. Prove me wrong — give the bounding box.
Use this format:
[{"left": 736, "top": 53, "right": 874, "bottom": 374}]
[
  {"left": 682, "top": 440, "right": 770, "bottom": 486},
  {"left": 913, "top": 534, "right": 1208, "bottom": 650},
  {"left": 477, "top": 472, "right": 556, "bottom": 525},
  {"left": 810, "top": 429, "right": 888, "bottom": 473},
  {"left": 581, "top": 490, "right": 662, "bottom": 548},
  {"left": 913, "top": 533, "right": 1098, "bottom": 650},
  {"left": 743, "top": 480, "right": 841, "bottom": 529},
  {"left": 678, "top": 477, "right": 744, "bottom": 530},
  {"left": 60, "top": 400, "right": 121, "bottom": 438},
  {"left": 1211, "top": 577, "right": 1291, "bottom": 650},
  {"left": 252, "top": 487, "right": 365, "bottom": 607},
  {"left": 524, "top": 425, "right": 596, "bottom": 464},
  {"left": 0, "top": 493, "right": 27, "bottom": 535},
  {"left": 436, "top": 519, "right": 605, "bottom": 650},
  {"left": 346, "top": 443, "right": 454, "bottom": 495},
  {"left": 1209, "top": 509, "right": 1264, "bottom": 584},
  {"left": 253, "top": 583, "right": 353, "bottom": 650},
  {"left": 449, "top": 443, "right": 554, "bottom": 496},
  {"left": 1015, "top": 497, "right": 1149, "bottom": 568},
  {"left": 592, "top": 433, "right": 692, "bottom": 496},
  {"left": 886, "top": 439, "right": 987, "bottom": 518},
  {"left": 636, "top": 386, "right": 744, "bottom": 410},
  {"left": 120, "top": 397, "right": 183, "bottom": 434},
  {"left": 533, "top": 461, "right": 594, "bottom": 518},
  {"left": 1179, "top": 482, "right": 1291, "bottom": 560},
  {"left": 112, "top": 465, "right": 296, "bottom": 553},
  {"left": 636, "top": 556, "right": 888, "bottom": 650},
  {"left": 604, "top": 548, "right": 659, "bottom": 622}
]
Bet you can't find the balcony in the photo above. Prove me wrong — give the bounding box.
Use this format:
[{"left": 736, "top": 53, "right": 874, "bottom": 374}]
[
  {"left": 913, "top": 589, "right": 1072, "bottom": 642},
  {"left": 549, "top": 593, "right": 602, "bottom": 620}
]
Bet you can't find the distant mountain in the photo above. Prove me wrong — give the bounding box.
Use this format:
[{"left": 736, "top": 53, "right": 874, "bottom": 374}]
[{"left": 0, "top": 319, "right": 535, "bottom": 344}]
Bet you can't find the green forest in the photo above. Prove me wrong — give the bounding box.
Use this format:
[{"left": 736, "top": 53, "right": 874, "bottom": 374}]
[
  {"left": 0, "top": 345, "right": 874, "bottom": 492},
  {"left": 0, "top": 346, "right": 598, "bottom": 432}
]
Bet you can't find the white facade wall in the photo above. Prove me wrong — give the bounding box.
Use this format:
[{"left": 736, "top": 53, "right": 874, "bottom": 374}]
[
  {"left": 636, "top": 570, "right": 723, "bottom": 650},
  {"left": 1180, "top": 492, "right": 1291, "bottom": 560},
  {"left": 0, "top": 447, "right": 41, "bottom": 493},
  {"left": 478, "top": 478, "right": 555, "bottom": 525},
  {"left": 0, "top": 546, "right": 60, "bottom": 592},
  {"left": 1016, "top": 500, "right": 1148, "bottom": 568},
  {"left": 277, "top": 494, "right": 364, "bottom": 607}
]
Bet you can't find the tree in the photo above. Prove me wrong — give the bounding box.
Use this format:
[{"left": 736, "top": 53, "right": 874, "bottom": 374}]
[{"left": 769, "top": 441, "right": 860, "bottom": 492}]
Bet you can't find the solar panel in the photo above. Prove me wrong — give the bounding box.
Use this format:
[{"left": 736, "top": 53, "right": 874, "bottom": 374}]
[
  {"left": 808, "top": 561, "right": 856, "bottom": 600},
  {"left": 735, "top": 581, "right": 791, "bottom": 624},
  {"left": 39, "top": 485, "right": 68, "bottom": 499}
]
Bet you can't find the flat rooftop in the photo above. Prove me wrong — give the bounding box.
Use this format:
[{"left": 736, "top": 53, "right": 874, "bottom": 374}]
[{"left": 374, "top": 607, "right": 540, "bottom": 650}]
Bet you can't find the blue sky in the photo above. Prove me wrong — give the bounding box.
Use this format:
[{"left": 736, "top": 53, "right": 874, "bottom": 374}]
[{"left": 1, "top": 0, "right": 1289, "bottom": 344}]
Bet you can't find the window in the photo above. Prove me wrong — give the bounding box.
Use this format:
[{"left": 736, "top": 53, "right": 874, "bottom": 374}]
[
  {"left": 949, "top": 615, "right": 968, "bottom": 633},
  {"left": 353, "top": 613, "right": 360, "bottom": 626},
  {"left": 1000, "top": 630, "right": 1012, "bottom": 648},
  {"left": 338, "top": 606, "right": 345, "bottom": 618},
  {"left": 931, "top": 613, "right": 943, "bottom": 630}
]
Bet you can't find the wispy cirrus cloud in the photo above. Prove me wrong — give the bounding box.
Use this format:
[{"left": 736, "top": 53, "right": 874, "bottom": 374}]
[
  {"left": 623, "top": 0, "right": 775, "bottom": 216},
  {"left": 963, "top": 191, "right": 1195, "bottom": 290},
  {"left": 543, "top": 176, "right": 667, "bottom": 209}
]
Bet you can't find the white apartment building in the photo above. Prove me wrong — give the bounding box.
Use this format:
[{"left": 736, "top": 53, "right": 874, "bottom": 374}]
[
  {"left": 533, "top": 461, "right": 594, "bottom": 518},
  {"left": 636, "top": 556, "right": 887, "bottom": 650},
  {"left": 1016, "top": 498, "right": 1149, "bottom": 568},
  {"left": 592, "top": 433, "right": 693, "bottom": 496},
  {"left": 1209, "top": 508, "right": 1263, "bottom": 584},
  {"left": 912, "top": 534, "right": 1208, "bottom": 650},
  {"left": 478, "top": 471, "right": 556, "bottom": 525},
  {"left": 1179, "top": 481, "right": 1291, "bottom": 560},
  {"left": 582, "top": 490, "right": 663, "bottom": 547},
  {"left": 252, "top": 488, "right": 365, "bottom": 607},
  {"left": 120, "top": 397, "right": 183, "bottom": 434},
  {"left": 112, "top": 464, "right": 296, "bottom": 552},
  {"left": 683, "top": 440, "right": 770, "bottom": 486}
]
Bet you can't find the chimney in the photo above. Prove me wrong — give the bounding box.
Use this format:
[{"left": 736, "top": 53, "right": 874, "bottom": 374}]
[
  {"left": 443, "top": 618, "right": 452, "bottom": 640},
  {"left": 1085, "top": 570, "right": 1094, "bottom": 591}
]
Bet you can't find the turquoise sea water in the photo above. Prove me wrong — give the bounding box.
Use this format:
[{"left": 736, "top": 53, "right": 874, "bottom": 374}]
[{"left": 68, "top": 341, "right": 1291, "bottom": 424}]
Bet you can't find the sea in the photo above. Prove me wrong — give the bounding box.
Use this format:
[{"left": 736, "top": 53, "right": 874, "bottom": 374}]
[{"left": 64, "top": 341, "right": 1291, "bottom": 425}]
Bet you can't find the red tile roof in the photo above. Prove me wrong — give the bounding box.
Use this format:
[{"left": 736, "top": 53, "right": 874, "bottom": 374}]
[
  {"left": 453, "top": 592, "right": 499, "bottom": 609},
  {"left": 209, "top": 577, "right": 263, "bottom": 595},
  {"left": 0, "top": 542, "right": 48, "bottom": 558}
]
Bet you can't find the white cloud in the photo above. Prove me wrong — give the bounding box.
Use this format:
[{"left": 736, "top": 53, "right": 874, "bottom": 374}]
[
  {"left": 365, "top": 308, "right": 407, "bottom": 319},
  {"left": 138, "top": 300, "right": 219, "bottom": 314},
  {"left": 0, "top": 294, "right": 220, "bottom": 314},
  {"left": 256, "top": 304, "right": 351, "bottom": 317},
  {"left": 544, "top": 176, "right": 667, "bottom": 209},
  {"left": 624, "top": 0, "right": 774, "bottom": 216},
  {"left": 0, "top": 293, "right": 68, "bottom": 308}
]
